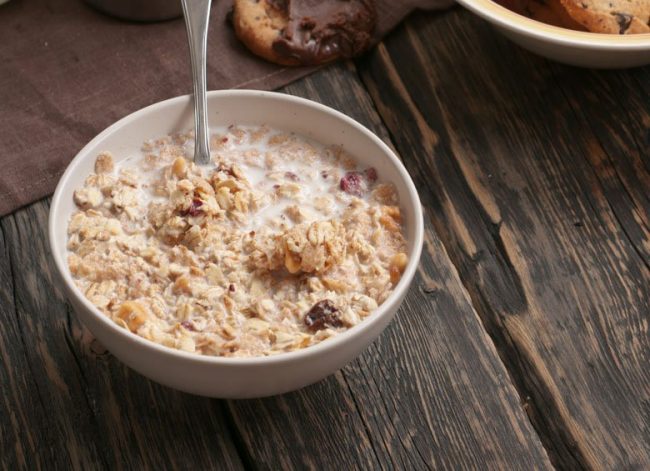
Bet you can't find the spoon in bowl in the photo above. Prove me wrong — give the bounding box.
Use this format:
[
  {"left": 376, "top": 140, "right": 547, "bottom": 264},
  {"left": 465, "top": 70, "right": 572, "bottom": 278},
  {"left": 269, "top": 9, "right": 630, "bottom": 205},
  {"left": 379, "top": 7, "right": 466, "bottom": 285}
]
[{"left": 181, "top": 0, "right": 212, "bottom": 165}]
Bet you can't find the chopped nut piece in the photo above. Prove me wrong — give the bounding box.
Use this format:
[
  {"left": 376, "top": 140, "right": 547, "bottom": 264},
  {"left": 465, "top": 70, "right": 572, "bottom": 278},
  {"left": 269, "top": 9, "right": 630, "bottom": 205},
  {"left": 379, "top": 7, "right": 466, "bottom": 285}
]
[
  {"left": 173, "top": 276, "right": 192, "bottom": 295},
  {"left": 117, "top": 301, "right": 148, "bottom": 332},
  {"left": 379, "top": 206, "right": 402, "bottom": 232},
  {"left": 389, "top": 253, "right": 408, "bottom": 284},
  {"left": 271, "top": 220, "right": 346, "bottom": 275},
  {"left": 391, "top": 252, "right": 408, "bottom": 271},
  {"left": 95, "top": 152, "right": 114, "bottom": 174},
  {"left": 284, "top": 251, "right": 302, "bottom": 274},
  {"left": 73, "top": 187, "right": 103, "bottom": 209},
  {"left": 172, "top": 157, "right": 187, "bottom": 178}
]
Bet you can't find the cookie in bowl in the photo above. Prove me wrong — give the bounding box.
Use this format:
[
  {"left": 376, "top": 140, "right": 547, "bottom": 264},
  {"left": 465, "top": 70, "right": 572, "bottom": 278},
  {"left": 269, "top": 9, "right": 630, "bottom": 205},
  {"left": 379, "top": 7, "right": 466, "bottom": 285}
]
[
  {"left": 457, "top": 0, "right": 650, "bottom": 68},
  {"left": 495, "top": 0, "right": 588, "bottom": 29},
  {"left": 495, "top": 0, "right": 650, "bottom": 33},
  {"left": 559, "top": 0, "right": 650, "bottom": 34}
]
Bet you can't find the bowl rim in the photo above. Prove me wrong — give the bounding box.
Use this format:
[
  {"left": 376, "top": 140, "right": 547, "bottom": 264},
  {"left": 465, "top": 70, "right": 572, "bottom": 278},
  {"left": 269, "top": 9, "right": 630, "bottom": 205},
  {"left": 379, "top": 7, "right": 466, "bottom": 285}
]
[
  {"left": 456, "top": 0, "right": 650, "bottom": 49},
  {"left": 49, "top": 89, "right": 425, "bottom": 366}
]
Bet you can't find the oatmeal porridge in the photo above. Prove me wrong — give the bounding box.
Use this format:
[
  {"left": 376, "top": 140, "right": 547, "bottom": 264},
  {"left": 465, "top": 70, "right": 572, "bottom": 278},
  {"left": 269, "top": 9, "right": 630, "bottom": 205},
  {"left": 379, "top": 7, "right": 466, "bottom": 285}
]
[{"left": 67, "top": 125, "right": 408, "bottom": 357}]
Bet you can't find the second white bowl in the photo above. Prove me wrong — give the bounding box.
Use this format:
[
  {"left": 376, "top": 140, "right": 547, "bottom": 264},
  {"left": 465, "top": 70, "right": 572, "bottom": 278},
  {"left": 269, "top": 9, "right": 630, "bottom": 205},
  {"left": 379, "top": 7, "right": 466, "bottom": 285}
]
[{"left": 457, "top": 0, "right": 650, "bottom": 68}]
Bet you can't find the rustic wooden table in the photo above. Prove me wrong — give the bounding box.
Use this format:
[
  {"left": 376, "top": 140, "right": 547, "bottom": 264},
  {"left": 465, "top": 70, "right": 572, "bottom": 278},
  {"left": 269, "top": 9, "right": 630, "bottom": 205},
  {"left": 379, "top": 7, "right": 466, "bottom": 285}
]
[{"left": 1, "top": 7, "right": 649, "bottom": 470}]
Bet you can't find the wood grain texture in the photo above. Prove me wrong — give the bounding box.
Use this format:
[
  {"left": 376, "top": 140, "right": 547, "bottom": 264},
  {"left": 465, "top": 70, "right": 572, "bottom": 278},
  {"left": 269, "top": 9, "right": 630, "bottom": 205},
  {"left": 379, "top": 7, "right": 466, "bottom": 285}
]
[
  {"left": 546, "top": 69, "right": 650, "bottom": 266},
  {"left": 0, "top": 203, "right": 244, "bottom": 470},
  {"left": 227, "top": 62, "right": 552, "bottom": 470},
  {"left": 357, "top": 9, "right": 650, "bottom": 469}
]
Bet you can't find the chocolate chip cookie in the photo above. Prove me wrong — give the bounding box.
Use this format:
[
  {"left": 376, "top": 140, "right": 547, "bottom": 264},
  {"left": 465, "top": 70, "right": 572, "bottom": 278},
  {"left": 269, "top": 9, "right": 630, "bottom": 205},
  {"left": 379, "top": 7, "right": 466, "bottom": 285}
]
[
  {"left": 559, "top": 0, "right": 650, "bottom": 34},
  {"left": 232, "top": 0, "right": 376, "bottom": 66}
]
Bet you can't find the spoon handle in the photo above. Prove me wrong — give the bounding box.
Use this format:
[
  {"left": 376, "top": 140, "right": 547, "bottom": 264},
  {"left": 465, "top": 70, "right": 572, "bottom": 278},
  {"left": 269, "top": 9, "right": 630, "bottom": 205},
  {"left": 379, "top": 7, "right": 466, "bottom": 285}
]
[{"left": 181, "top": 0, "right": 212, "bottom": 165}]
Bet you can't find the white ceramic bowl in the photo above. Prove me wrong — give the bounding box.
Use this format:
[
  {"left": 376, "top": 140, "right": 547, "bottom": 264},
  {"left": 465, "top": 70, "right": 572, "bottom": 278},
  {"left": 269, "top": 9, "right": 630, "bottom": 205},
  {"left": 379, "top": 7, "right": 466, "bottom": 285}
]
[
  {"left": 456, "top": 0, "right": 650, "bottom": 68},
  {"left": 49, "top": 90, "right": 424, "bottom": 398}
]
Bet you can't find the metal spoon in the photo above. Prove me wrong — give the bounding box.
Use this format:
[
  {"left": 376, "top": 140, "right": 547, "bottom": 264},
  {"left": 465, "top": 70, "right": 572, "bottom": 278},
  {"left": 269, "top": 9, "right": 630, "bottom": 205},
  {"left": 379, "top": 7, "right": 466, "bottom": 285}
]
[{"left": 181, "top": 0, "right": 212, "bottom": 165}]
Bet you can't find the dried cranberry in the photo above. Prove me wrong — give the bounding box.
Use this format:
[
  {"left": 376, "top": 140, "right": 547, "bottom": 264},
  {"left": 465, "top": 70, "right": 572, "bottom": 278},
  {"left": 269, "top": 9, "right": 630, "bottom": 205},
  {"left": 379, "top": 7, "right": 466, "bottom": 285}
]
[
  {"left": 285, "top": 171, "right": 299, "bottom": 181},
  {"left": 181, "top": 321, "right": 195, "bottom": 331},
  {"left": 364, "top": 167, "right": 378, "bottom": 183},
  {"left": 181, "top": 199, "right": 203, "bottom": 217},
  {"left": 340, "top": 172, "right": 365, "bottom": 196},
  {"left": 221, "top": 137, "right": 229, "bottom": 143},
  {"left": 304, "top": 300, "right": 342, "bottom": 332}
]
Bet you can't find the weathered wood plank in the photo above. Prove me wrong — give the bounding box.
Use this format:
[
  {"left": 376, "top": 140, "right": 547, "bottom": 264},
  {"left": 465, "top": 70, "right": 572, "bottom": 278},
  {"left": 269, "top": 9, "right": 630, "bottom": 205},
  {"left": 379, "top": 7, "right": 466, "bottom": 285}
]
[
  {"left": 0, "top": 213, "right": 62, "bottom": 469},
  {"left": 0, "top": 203, "right": 244, "bottom": 470},
  {"left": 226, "top": 62, "right": 552, "bottom": 470},
  {"left": 545, "top": 68, "right": 649, "bottom": 265},
  {"left": 357, "top": 9, "right": 650, "bottom": 469}
]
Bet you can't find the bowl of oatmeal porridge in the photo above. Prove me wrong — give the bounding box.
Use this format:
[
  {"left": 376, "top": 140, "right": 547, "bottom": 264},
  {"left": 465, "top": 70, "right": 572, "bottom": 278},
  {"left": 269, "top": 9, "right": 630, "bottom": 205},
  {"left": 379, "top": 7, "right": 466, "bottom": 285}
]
[{"left": 49, "top": 90, "right": 423, "bottom": 398}]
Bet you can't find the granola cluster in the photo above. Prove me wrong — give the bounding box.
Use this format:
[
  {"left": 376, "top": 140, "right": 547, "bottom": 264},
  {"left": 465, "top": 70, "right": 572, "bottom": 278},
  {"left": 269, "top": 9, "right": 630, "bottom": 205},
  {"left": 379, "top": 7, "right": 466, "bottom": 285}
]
[{"left": 67, "top": 125, "right": 408, "bottom": 357}]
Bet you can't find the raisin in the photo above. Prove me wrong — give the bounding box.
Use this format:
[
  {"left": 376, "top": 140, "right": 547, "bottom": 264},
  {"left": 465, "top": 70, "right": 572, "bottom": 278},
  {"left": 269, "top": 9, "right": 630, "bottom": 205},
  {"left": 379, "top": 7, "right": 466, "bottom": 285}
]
[
  {"left": 229, "top": 283, "right": 236, "bottom": 292},
  {"left": 285, "top": 171, "right": 299, "bottom": 181},
  {"left": 180, "top": 198, "right": 203, "bottom": 217},
  {"left": 321, "top": 170, "right": 329, "bottom": 179},
  {"left": 340, "top": 171, "right": 365, "bottom": 196},
  {"left": 181, "top": 321, "right": 195, "bottom": 331},
  {"left": 304, "top": 300, "right": 343, "bottom": 332},
  {"left": 364, "top": 167, "right": 378, "bottom": 183}
]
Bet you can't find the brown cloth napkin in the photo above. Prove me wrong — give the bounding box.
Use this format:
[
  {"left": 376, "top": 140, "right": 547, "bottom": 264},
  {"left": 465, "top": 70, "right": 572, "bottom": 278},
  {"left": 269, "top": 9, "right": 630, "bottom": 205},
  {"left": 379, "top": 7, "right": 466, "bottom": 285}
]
[{"left": 0, "top": 0, "right": 451, "bottom": 216}]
